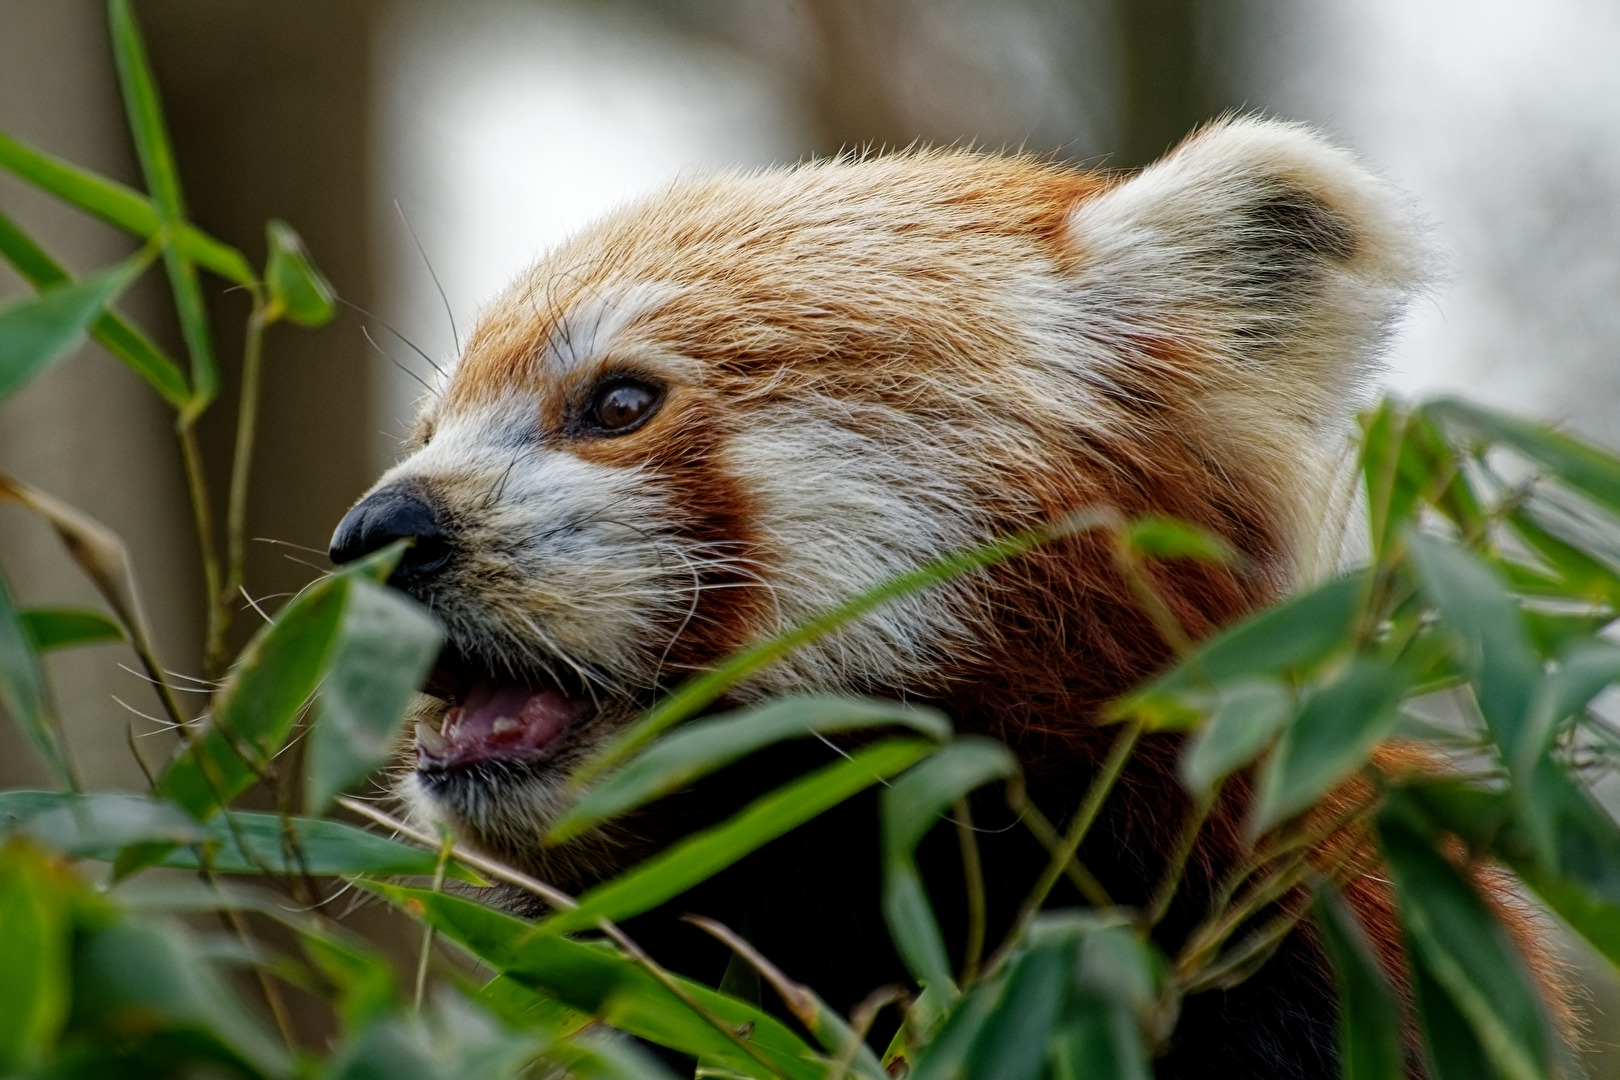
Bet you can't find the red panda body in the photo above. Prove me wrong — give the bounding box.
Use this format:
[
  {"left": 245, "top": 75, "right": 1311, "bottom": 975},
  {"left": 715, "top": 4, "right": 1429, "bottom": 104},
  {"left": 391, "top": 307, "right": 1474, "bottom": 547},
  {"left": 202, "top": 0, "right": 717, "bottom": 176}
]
[{"left": 332, "top": 118, "right": 1432, "bottom": 1076}]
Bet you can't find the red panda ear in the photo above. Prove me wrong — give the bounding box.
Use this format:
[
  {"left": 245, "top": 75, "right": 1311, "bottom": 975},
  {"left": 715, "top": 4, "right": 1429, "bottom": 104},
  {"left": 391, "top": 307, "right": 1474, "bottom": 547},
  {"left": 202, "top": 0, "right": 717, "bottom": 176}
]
[{"left": 1063, "top": 115, "right": 1431, "bottom": 561}]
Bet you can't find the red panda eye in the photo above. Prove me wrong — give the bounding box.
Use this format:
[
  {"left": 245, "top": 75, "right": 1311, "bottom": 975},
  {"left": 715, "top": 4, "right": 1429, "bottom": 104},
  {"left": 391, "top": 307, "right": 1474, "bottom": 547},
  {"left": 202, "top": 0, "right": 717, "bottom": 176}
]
[{"left": 588, "top": 379, "right": 660, "bottom": 434}]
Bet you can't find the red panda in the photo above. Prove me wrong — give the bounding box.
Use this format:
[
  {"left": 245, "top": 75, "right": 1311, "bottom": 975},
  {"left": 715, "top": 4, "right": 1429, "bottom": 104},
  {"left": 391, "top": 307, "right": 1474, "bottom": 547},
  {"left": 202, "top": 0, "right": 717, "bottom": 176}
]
[{"left": 331, "top": 117, "right": 1446, "bottom": 1077}]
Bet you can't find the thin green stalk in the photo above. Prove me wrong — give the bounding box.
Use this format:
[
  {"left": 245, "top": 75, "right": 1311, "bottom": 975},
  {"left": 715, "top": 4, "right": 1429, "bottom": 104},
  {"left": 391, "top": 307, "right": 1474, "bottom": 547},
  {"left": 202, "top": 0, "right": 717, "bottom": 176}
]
[
  {"left": 222, "top": 305, "right": 270, "bottom": 658},
  {"left": 1009, "top": 783, "right": 1114, "bottom": 908},
  {"left": 952, "top": 797, "right": 987, "bottom": 985},
  {"left": 1144, "top": 789, "right": 1216, "bottom": 929},
  {"left": 414, "top": 830, "right": 455, "bottom": 1013},
  {"left": 179, "top": 423, "right": 226, "bottom": 679},
  {"left": 599, "top": 918, "right": 791, "bottom": 1080},
  {"left": 987, "top": 720, "right": 1144, "bottom": 975}
]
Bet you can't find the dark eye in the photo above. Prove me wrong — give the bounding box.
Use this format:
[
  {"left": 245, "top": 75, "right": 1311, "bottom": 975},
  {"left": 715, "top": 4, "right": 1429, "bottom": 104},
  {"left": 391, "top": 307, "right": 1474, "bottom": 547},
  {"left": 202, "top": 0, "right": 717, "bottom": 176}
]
[{"left": 587, "top": 378, "right": 661, "bottom": 434}]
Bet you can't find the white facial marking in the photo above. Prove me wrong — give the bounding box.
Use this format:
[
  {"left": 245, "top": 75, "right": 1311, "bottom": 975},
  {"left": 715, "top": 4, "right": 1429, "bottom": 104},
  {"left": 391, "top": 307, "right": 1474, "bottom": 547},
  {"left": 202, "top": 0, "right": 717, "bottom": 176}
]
[{"left": 537, "top": 281, "right": 681, "bottom": 378}]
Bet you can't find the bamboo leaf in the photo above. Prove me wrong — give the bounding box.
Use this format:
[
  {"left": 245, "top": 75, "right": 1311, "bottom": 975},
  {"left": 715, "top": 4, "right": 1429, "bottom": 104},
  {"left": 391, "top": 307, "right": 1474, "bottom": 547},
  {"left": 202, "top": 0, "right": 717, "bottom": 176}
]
[
  {"left": 961, "top": 933, "right": 1073, "bottom": 1080},
  {"left": 0, "top": 130, "right": 253, "bottom": 285},
  {"left": 880, "top": 738, "right": 1017, "bottom": 992},
  {"left": 108, "top": 0, "right": 219, "bottom": 409},
  {"left": 0, "top": 568, "right": 74, "bottom": 788},
  {"left": 1427, "top": 398, "right": 1620, "bottom": 520},
  {"left": 362, "top": 882, "right": 824, "bottom": 1080},
  {"left": 72, "top": 920, "right": 292, "bottom": 1078},
  {"left": 540, "top": 739, "right": 932, "bottom": 936},
  {"left": 1178, "top": 678, "right": 1292, "bottom": 795},
  {"left": 305, "top": 578, "right": 442, "bottom": 813},
  {"left": 1124, "top": 516, "right": 1232, "bottom": 564},
  {"left": 0, "top": 256, "right": 147, "bottom": 403},
  {"left": 0, "top": 842, "right": 71, "bottom": 1074},
  {"left": 0, "top": 790, "right": 469, "bottom": 879},
  {"left": 1112, "top": 571, "right": 1367, "bottom": 727},
  {"left": 551, "top": 695, "right": 949, "bottom": 843},
  {"left": 0, "top": 206, "right": 188, "bottom": 405},
  {"left": 1252, "top": 657, "right": 1408, "bottom": 833},
  {"left": 20, "top": 607, "right": 123, "bottom": 651},
  {"left": 158, "top": 574, "right": 349, "bottom": 817},
  {"left": 265, "top": 220, "right": 336, "bottom": 327},
  {"left": 1408, "top": 534, "right": 1539, "bottom": 756},
  {"left": 1313, "top": 883, "right": 1405, "bottom": 1080},
  {"left": 1381, "top": 799, "right": 1555, "bottom": 1080}
]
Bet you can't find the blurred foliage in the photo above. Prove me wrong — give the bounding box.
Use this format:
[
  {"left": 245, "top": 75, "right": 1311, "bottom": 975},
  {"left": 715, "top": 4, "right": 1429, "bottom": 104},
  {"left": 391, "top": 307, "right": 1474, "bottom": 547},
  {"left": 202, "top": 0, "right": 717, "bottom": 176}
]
[{"left": 2, "top": 4, "right": 1620, "bottom": 1079}]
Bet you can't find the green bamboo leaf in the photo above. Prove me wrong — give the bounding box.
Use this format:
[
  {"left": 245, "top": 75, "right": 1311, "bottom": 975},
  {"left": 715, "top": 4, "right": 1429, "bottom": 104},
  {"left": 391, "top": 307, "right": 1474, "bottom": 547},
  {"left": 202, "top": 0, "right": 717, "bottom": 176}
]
[
  {"left": 0, "top": 790, "right": 467, "bottom": 879},
  {"left": 1313, "top": 883, "right": 1405, "bottom": 1080},
  {"left": 108, "top": 0, "right": 218, "bottom": 407},
  {"left": 1360, "top": 402, "right": 1424, "bottom": 560},
  {"left": 0, "top": 567, "right": 74, "bottom": 789},
  {"left": 471, "top": 975, "right": 594, "bottom": 1041},
  {"left": 20, "top": 607, "right": 123, "bottom": 651},
  {"left": 1427, "top": 397, "right": 1620, "bottom": 520},
  {"left": 1380, "top": 799, "right": 1555, "bottom": 1080},
  {"left": 1047, "top": 918, "right": 1156, "bottom": 1080},
  {"left": 1124, "top": 516, "right": 1232, "bottom": 563},
  {"left": 540, "top": 739, "right": 933, "bottom": 936},
  {"left": 1522, "top": 639, "right": 1620, "bottom": 775},
  {"left": 321, "top": 1017, "right": 442, "bottom": 1080},
  {"left": 1111, "top": 571, "right": 1367, "bottom": 727},
  {"left": 902, "top": 982, "right": 998, "bottom": 1080},
  {"left": 298, "top": 931, "right": 400, "bottom": 1032},
  {"left": 362, "top": 882, "right": 824, "bottom": 1080},
  {"left": 1494, "top": 770, "right": 1620, "bottom": 970},
  {"left": 0, "top": 791, "right": 203, "bottom": 857},
  {"left": 305, "top": 578, "right": 442, "bottom": 812},
  {"left": 170, "top": 812, "right": 471, "bottom": 879},
  {"left": 1409, "top": 955, "right": 1494, "bottom": 1080},
  {"left": 961, "top": 934, "right": 1073, "bottom": 1080},
  {"left": 157, "top": 573, "right": 350, "bottom": 817},
  {"left": 1407, "top": 534, "right": 1555, "bottom": 858},
  {"left": 555, "top": 1033, "right": 683, "bottom": 1080},
  {"left": 0, "top": 130, "right": 253, "bottom": 285},
  {"left": 1252, "top": 657, "right": 1408, "bottom": 833},
  {"left": 551, "top": 695, "right": 949, "bottom": 843},
  {"left": 0, "top": 256, "right": 146, "bottom": 403},
  {"left": 880, "top": 738, "right": 1017, "bottom": 992},
  {"left": 265, "top": 220, "right": 336, "bottom": 327},
  {"left": 1178, "top": 678, "right": 1293, "bottom": 795},
  {"left": 1408, "top": 534, "right": 1539, "bottom": 754},
  {"left": 1048, "top": 996, "right": 1151, "bottom": 1080},
  {"left": 0, "top": 843, "right": 70, "bottom": 1074},
  {"left": 0, "top": 206, "right": 188, "bottom": 405},
  {"left": 73, "top": 920, "right": 292, "bottom": 1079},
  {"left": 1506, "top": 504, "right": 1620, "bottom": 609}
]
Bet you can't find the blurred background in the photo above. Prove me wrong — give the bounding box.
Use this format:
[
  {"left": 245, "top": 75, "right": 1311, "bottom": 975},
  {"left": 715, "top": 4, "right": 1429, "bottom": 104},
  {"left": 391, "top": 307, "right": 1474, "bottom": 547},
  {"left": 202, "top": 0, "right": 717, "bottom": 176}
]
[{"left": 1, "top": 0, "right": 1618, "bottom": 1060}]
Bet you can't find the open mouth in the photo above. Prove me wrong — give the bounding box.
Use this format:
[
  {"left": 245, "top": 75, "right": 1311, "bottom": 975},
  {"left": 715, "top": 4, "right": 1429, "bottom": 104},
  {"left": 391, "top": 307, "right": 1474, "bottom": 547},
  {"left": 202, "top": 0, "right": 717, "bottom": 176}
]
[{"left": 415, "top": 646, "right": 590, "bottom": 772}]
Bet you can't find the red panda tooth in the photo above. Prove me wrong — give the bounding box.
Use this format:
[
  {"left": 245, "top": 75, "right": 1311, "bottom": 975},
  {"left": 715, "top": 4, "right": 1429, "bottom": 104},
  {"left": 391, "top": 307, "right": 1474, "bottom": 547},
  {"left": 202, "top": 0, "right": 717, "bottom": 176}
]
[{"left": 415, "top": 721, "right": 450, "bottom": 758}]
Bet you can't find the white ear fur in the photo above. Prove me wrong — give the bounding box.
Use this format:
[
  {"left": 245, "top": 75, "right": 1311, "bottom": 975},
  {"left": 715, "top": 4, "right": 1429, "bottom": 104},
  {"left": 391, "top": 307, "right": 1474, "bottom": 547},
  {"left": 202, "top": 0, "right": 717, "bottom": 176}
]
[{"left": 1065, "top": 115, "right": 1430, "bottom": 565}]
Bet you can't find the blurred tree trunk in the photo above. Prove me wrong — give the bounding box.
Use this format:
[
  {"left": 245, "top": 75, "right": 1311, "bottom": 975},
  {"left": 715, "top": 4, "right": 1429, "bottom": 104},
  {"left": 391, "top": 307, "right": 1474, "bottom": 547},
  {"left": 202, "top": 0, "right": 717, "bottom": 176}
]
[
  {"left": 798, "top": 0, "right": 1227, "bottom": 168},
  {"left": 134, "top": 0, "right": 380, "bottom": 654},
  {"left": 1114, "top": 0, "right": 1210, "bottom": 167},
  {"left": 799, "top": 0, "right": 911, "bottom": 152}
]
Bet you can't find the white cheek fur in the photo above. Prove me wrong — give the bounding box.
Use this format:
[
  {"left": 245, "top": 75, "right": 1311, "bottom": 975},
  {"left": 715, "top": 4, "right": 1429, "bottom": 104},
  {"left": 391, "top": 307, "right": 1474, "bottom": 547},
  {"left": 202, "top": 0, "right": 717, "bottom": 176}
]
[{"left": 374, "top": 405, "right": 698, "bottom": 693}]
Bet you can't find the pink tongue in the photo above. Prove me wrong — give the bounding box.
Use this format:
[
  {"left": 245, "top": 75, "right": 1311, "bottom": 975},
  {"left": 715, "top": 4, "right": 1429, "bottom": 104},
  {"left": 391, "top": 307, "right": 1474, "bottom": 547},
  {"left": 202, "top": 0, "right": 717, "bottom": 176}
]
[{"left": 421, "top": 677, "right": 578, "bottom": 769}]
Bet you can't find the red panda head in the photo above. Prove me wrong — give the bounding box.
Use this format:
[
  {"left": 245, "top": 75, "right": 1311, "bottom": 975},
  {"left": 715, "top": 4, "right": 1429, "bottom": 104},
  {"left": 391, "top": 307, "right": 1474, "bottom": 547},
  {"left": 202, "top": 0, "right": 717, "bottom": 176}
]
[{"left": 330, "top": 116, "right": 1425, "bottom": 874}]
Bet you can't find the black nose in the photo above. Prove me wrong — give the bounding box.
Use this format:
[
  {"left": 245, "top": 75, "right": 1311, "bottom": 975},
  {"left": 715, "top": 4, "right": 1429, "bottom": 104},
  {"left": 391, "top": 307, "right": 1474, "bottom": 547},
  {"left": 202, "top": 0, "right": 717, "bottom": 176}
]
[{"left": 329, "top": 487, "right": 453, "bottom": 580}]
